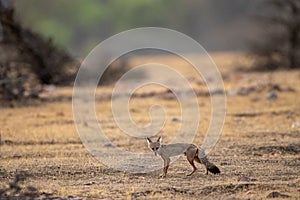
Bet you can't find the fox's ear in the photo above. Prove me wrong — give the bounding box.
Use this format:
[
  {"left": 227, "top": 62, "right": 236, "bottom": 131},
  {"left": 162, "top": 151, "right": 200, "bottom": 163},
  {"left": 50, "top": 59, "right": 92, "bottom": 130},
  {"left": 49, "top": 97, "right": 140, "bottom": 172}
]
[
  {"left": 146, "top": 137, "right": 152, "bottom": 145},
  {"left": 157, "top": 136, "right": 162, "bottom": 143}
]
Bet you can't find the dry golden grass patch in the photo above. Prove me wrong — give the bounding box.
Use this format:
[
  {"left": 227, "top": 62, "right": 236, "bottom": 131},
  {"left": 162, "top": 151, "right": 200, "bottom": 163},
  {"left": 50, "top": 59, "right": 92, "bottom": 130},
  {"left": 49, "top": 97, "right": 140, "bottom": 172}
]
[{"left": 1, "top": 52, "right": 300, "bottom": 199}]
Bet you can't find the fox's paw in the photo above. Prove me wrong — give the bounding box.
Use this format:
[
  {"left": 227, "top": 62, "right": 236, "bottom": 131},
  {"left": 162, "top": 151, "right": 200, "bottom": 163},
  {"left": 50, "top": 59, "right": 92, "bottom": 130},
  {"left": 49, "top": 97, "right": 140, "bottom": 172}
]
[
  {"left": 159, "top": 174, "right": 166, "bottom": 178},
  {"left": 187, "top": 170, "right": 197, "bottom": 176}
]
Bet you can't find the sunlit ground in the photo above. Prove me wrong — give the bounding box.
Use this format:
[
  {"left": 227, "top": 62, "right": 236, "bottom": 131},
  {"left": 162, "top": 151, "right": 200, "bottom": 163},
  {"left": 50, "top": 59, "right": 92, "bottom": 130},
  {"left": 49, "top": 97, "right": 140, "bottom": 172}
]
[{"left": 1, "top": 53, "right": 299, "bottom": 199}]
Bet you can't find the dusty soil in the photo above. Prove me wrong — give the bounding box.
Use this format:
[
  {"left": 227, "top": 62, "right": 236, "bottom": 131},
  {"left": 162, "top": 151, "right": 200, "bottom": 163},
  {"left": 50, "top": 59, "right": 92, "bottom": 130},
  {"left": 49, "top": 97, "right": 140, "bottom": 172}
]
[{"left": 0, "top": 53, "right": 300, "bottom": 199}]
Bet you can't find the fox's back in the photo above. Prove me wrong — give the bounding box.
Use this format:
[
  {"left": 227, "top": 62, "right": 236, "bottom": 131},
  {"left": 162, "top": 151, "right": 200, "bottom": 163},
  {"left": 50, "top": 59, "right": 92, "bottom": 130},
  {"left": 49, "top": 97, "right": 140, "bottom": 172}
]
[{"left": 159, "top": 143, "right": 197, "bottom": 157}]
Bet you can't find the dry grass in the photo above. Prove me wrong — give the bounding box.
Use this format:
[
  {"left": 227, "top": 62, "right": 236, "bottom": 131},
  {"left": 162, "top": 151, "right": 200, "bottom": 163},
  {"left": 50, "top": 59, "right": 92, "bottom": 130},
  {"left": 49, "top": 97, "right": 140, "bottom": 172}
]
[{"left": 0, "top": 52, "right": 300, "bottom": 199}]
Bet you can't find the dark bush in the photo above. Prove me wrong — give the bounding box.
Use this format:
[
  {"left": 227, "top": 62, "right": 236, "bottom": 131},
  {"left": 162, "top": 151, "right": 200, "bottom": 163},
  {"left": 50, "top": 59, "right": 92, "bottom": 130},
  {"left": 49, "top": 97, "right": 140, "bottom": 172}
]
[
  {"left": 0, "top": 1, "right": 77, "bottom": 101},
  {"left": 249, "top": 0, "right": 300, "bottom": 70}
]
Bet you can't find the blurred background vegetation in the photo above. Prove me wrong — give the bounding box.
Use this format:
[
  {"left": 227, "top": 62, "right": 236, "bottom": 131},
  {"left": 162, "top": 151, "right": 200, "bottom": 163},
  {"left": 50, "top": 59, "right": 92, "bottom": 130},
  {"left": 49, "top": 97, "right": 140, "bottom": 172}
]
[
  {"left": 14, "top": 0, "right": 262, "bottom": 56},
  {"left": 1, "top": 0, "right": 299, "bottom": 102}
]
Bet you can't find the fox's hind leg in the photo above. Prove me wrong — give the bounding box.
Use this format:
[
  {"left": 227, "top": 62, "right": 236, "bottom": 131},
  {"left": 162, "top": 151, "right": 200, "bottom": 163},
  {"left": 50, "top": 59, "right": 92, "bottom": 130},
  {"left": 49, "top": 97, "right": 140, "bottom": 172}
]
[
  {"left": 187, "top": 159, "right": 197, "bottom": 176},
  {"left": 185, "top": 146, "right": 198, "bottom": 176},
  {"left": 194, "top": 156, "right": 207, "bottom": 173},
  {"left": 194, "top": 155, "right": 208, "bottom": 174}
]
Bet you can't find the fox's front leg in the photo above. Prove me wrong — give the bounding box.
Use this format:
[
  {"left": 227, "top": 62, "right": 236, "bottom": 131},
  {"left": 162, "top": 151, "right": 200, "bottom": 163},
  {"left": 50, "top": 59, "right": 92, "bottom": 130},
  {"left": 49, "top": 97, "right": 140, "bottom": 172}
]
[{"left": 160, "top": 156, "right": 170, "bottom": 178}]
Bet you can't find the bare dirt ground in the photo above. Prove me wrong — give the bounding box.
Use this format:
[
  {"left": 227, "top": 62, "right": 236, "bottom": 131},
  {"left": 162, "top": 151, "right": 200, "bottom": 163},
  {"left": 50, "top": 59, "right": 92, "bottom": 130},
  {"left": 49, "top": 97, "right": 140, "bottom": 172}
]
[{"left": 0, "top": 53, "right": 300, "bottom": 199}]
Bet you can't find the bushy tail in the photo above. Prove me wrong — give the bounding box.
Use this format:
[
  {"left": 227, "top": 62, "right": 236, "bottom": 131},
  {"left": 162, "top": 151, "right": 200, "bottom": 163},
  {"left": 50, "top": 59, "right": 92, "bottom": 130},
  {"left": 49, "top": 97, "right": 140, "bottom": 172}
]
[
  {"left": 197, "top": 148, "right": 220, "bottom": 174},
  {"left": 204, "top": 160, "right": 220, "bottom": 174}
]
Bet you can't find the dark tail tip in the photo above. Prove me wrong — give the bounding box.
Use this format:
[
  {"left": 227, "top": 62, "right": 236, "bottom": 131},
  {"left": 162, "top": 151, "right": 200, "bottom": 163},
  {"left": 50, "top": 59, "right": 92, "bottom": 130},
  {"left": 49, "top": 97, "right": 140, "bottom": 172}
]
[{"left": 208, "top": 165, "right": 220, "bottom": 174}]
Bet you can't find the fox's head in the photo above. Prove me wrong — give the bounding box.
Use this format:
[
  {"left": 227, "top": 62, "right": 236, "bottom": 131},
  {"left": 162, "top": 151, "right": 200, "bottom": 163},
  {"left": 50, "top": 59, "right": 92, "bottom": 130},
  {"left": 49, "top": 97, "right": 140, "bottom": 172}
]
[{"left": 146, "top": 136, "right": 162, "bottom": 156}]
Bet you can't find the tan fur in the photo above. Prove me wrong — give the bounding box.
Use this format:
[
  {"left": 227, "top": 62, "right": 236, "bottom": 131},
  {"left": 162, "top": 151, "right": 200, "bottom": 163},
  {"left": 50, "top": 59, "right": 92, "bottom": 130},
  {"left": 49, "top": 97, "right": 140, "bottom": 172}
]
[{"left": 146, "top": 136, "right": 220, "bottom": 177}]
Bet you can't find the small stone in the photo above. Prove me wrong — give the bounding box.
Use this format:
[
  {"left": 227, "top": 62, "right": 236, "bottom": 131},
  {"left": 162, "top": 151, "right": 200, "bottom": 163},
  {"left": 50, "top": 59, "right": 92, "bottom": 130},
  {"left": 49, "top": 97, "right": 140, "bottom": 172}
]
[
  {"left": 271, "top": 149, "right": 282, "bottom": 157},
  {"left": 266, "top": 91, "right": 278, "bottom": 100},
  {"left": 84, "top": 181, "right": 96, "bottom": 185},
  {"left": 27, "top": 186, "right": 37, "bottom": 192},
  {"left": 266, "top": 191, "right": 290, "bottom": 198},
  {"left": 104, "top": 142, "right": 113, "bottom": 147},
  {"left": 291, "top": 121, "right": 300, "bottom": 129},
  {"left": 172, "top": 116, "right": 181, "bottom": 122},
  {"left": 238, "top": 176, "right": 251, "bottom": 182}
]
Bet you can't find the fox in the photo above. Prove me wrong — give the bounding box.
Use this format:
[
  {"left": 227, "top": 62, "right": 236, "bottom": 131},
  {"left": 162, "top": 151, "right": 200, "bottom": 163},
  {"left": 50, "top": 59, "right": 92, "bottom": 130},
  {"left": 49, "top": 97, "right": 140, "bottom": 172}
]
[{"left": 146, "top": 136, "right": 220, "bottom": 177}]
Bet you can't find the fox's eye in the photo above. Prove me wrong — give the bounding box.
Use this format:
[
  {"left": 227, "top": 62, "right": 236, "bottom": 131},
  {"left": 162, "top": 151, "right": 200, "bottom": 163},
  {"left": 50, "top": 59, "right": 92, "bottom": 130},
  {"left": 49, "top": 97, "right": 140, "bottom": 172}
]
[
  {"left": 151, "top": 148, "right": 155, "bottom": 151},
  {"left": 155, "top": 147, "right": 159, "bottom": 150}
]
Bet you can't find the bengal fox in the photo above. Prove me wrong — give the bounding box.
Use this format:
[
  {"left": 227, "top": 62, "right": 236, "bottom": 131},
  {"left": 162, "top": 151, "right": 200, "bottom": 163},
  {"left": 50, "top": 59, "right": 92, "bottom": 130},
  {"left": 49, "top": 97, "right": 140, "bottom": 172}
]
[{"left": 146, "top": 136, "right": 220, "bottom": 177}]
